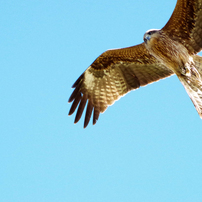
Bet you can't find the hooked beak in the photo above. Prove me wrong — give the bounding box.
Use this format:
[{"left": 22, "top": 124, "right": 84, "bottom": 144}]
[{"left": 143, "top": 33, "right": 151, "bottom": 44}]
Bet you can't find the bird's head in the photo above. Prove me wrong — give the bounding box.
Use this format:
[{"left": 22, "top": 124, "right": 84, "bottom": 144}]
[{"left": 143, "top": 29, "right": 159, "bottom": 44}]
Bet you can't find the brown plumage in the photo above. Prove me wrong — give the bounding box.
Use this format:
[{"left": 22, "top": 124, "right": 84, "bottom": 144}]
[{"left": 69, "top": 0, "right": 202, "bottom": 128}]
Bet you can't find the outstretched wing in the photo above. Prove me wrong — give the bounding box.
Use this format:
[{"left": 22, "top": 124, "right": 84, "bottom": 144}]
[
  {"left": 68, "top": 43, "right": 173, "bottom": 128},
  {"left": 162, "top": 0, "right": 202, "bottom": 54}
]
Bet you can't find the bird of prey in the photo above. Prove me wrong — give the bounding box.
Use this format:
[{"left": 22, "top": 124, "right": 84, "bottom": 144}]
[{"left": 68, "top": 0, "right": 202, "bottom": 128}]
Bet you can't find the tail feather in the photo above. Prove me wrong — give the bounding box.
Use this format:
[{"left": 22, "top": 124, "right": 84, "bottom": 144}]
[
  {"left": 178, "top": 55, "right": 202, "bottom": 118},
  {"left": 193, "top": 55, "right": 202, "bottom": 76}
]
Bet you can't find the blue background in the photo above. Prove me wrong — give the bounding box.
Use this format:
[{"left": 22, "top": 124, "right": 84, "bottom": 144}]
[{"left": 1, "top": 0, "right": 202, "bottom": 201}]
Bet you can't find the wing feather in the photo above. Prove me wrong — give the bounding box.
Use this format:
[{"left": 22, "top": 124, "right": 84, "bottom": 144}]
[
  {"left": 68, "top": 92, "right": 82, "bottom": 116},
  {"left": 74, "top": 94, "right": 87, "bottom": 124},
  {"left": 84, "top": 100, "right": 93, "bottom": 128},
  {"left": 162, "top": 0, "right": 202, "bottom": 53},
  {"left": 69, "top": 43, "right": 174, "bottom": 127}
]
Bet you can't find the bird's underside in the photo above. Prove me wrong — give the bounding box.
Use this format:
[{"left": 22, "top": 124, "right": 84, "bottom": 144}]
[{"left": 69, "top": 0, "right": 202, "bottom": 128}]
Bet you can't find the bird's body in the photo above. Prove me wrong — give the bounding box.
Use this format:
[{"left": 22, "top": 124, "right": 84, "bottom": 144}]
[
  {"left": 144, "top": 29, "right": 202, "bottom": 116},
  {"left": 69, "top": 0, "right": 202, "bottom": 128},
  {"left": 144, "top": 30, "right": 191, "bottom": 75}
]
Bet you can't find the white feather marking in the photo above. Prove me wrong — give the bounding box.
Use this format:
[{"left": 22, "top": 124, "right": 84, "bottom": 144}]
[{"left": 84, "top": 67, "right": 95, "bottom": 89}]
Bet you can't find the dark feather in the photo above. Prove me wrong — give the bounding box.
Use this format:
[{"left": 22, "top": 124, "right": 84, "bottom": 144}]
[
  {"left": 93, "top": 107, "right": 100, "bottom": 125},
  {"left": 84, "top": 100, "right": 93, "bottom": 128},
  {"left": 68, "top": 93, "right": 82, "bottom": 115},
  {"left": 72, "top": 73, "right": 84, "bottom": 88},
  {"left": 74, "top": 95, "right": 87, "bottom": 123}
]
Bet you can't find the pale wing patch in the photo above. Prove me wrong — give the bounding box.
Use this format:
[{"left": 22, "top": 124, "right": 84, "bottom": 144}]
[{"left": 69, "top": 61, "right": 173, "bottom": 127}]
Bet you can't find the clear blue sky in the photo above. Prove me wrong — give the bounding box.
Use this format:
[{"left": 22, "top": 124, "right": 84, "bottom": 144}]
[{"left": 1, "top": 0, "right": 202, "bottom": 201}]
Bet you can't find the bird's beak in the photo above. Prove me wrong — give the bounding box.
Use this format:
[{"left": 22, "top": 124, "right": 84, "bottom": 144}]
[{"left": 143, "top": 34, "right": 151, "bottom": 44}]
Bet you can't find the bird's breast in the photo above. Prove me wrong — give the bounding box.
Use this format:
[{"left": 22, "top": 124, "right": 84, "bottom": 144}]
[{"left": 145, "top": 33, "right": 190, "bottom": 75}]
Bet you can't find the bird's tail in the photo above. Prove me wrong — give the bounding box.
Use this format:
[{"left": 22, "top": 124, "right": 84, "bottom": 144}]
[
  {"left": 178, "top": 55, "right": 202, "bottom": 118},
  {"left": 193, "top": 55, "right": 202, "bottom": 76}
]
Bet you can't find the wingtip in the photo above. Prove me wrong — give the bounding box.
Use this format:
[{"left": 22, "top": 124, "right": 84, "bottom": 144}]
[
  {"left": 72, "top": 73, "right": 84, "bottom": 88},
  {"left": 74, "top": 95, "right": 87, "bottom": 124},
  {"left": 68, "top": 93, "right": 82, "bottom": 115}
]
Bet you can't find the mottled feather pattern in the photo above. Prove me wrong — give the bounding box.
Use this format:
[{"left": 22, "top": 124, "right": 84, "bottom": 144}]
[
  {"left": 193, "top": 55, "right": 202, "bottom": 76},
  {"left": 69, "top": 0, "right": 202, "bottom": 127},
  {"left": 68, "top": 44, "right": 173, "bottom": 127},
  {"left": 163, "top": 0, "right": 202, "bottom": 53},
  {"left": 179, "top": 75, "right": 202, "bottom": 118}
]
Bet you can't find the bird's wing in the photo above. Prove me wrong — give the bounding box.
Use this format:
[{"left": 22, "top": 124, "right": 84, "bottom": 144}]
[
  {"left": 68, "top": 43, "right": 173, "bottom": 128},
  {"left": 162, "top": 0, "right": 202, "bottom": 54}
]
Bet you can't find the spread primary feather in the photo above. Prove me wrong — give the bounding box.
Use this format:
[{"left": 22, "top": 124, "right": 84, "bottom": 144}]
[{"left": 69, "top": 0, "right": 202, "bottom": 128}]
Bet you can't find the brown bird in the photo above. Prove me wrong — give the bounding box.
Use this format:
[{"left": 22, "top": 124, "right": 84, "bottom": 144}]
[{"left": 69, "top": 0, "right": 202, "bottom": 128}]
